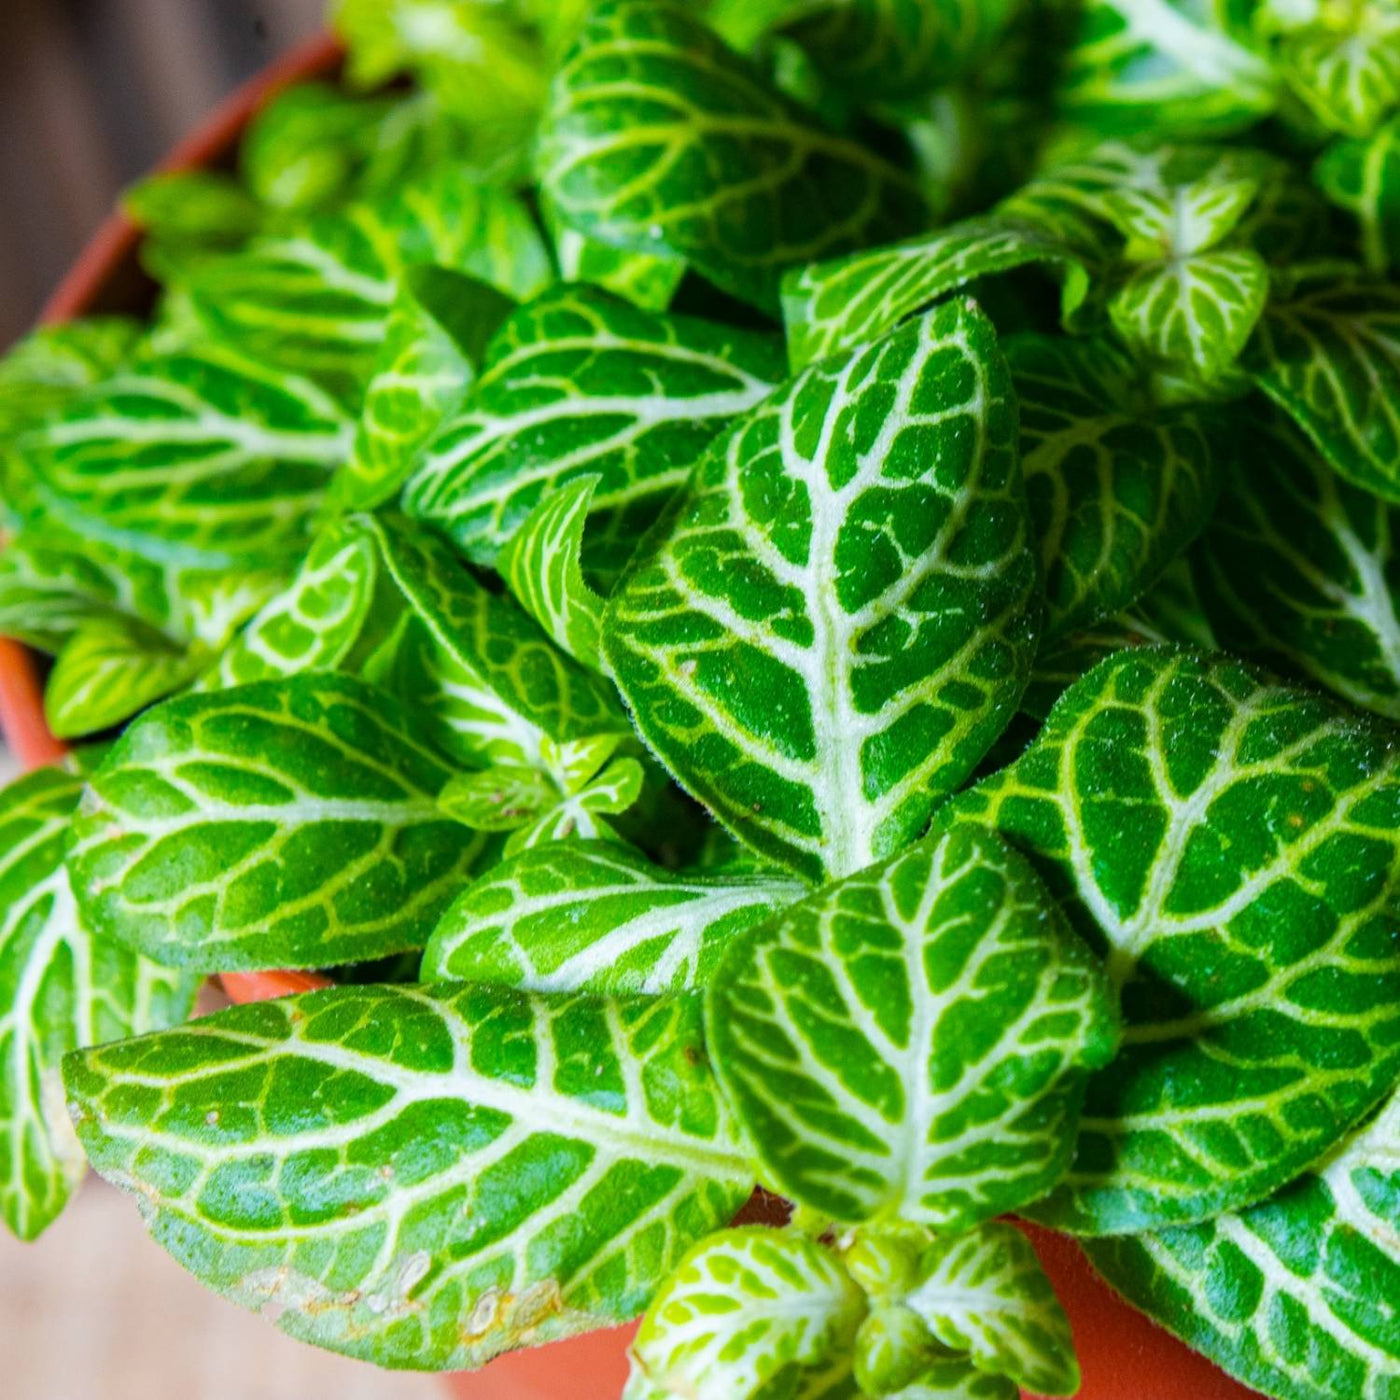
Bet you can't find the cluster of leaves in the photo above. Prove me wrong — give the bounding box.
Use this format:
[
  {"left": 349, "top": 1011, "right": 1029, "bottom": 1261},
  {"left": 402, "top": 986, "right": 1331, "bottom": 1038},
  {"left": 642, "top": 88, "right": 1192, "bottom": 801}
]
[{"left": 5, "top": 1, "right": 1400, "bottom": 1397}]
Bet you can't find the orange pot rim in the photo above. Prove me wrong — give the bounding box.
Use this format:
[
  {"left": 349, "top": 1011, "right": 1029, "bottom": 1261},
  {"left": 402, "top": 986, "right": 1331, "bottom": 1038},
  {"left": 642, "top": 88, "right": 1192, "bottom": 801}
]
[{"left": 0, "top": 33, "right": 1263, "bottom": 1400}]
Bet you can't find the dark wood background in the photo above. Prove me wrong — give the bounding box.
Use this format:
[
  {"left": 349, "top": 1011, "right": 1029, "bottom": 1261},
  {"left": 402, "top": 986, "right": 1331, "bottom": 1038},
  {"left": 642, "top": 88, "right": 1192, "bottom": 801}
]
[{"left": 0, "top": 0, "right": 324, "bottom": 347}]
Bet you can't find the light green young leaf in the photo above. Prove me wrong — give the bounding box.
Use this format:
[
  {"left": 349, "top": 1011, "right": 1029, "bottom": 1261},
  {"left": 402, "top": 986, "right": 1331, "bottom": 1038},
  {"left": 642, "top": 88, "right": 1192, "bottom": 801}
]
[
  {"left": 14, "top": 346, "right": 351, "bottom": 570},
  {"left": 1088, "top": 1078, "right": 1400, "bottom": 1400},
  {"left": 1, "top": 766, "right": 196, "bottom": 1241},
  {"left": 1056, "top": 0, "right": 1279, "bottom": 138},
  {"left": 543, "top": 192, "right": 687, "bottom": 312},
  {"left": 239, "top": 81, "right": 395, "bottom": 213},
  {"left": 498, "top": 474, "right": 607, "bottom": 672},
  {"left": 707, "top": 823, "right": 1118, "bottom": 1231},
  {"left": 332, "top": 268, "right": 514, "bottom": 513},
  {"left": 45, "top": 615, "right": 204, "bottom": 739},
  {"left": 502, "top": 757, "right": 646, "bottom": 855},
  {"left": 1108, "top": 244, "right": 1269, "bottom": 383},
  {"left": 606, "top": 301, "right": 1039, "bottom": 883},
  {"left": 538, "top": 0, "right": 925, "bottom": 314},
  {"left": 64, "top": 982, "right": 753, "bottom": 1370},
  {"left": 626, "top": 1228, "right": 865, "bottom": 1400},
  {"left": 904, "top": 1225, "right": 1078, "bottom": 1396},
  {"left": 123, "top": 170, "right": 264, "bottom": 281},
  {"left": 883, "top": 1359, "right": 1016, "bottom": 1398},
  {"left": 1314, "top": 113, "right": 1400, "bottom": 273},
  {"left": 1102, "top": 176, "right": 1261, "bottom": 261},
  {"left": 186, "top": 174, "right": 550, "bottom": 406},
  {"left": 1009, "top": 333, "right": 1224, "bottom": 637},
  {"left": 198, "top": 516, "right": 384, "bottom": 692},
  {"left": 363, "top": 513, "right": 628, "bottom": 769},
  {"left": 1280, "top": 6, "right": 1400, "bottom": 138},
  {"left": 781, "top": 216, "right": 1091, "bottom": 369},
  {"left": 1245, "top": 277, "right": 1400, "bottom": 500},
  {"left": 67, "top": 673, "right": 495, "bottom": 972},
  {"left": 1195, "top": 406, "right": 1400, "bottom": 720},
  {"left": 422, "top": 840, "right": 803, "bottom": 994},
  {"left": 958, "top": 646, "right": 1400, "bottom": 1234},
  {"left": 438, "top": 764, "right": 556, "bottom": 832},
  {"left": 403, "top": 283, "right": 785, "bottom": 586}
]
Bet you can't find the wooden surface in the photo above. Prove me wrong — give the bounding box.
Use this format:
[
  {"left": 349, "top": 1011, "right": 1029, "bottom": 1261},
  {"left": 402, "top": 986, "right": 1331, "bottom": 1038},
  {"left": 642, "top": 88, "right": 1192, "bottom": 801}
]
[{"left": 0, "top": 0, "right": 323, "bottom": 346}]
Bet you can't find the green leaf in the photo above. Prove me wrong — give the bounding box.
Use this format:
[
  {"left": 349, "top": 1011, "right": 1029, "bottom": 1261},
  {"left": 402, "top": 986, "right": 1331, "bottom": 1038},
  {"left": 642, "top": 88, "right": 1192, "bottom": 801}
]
[
  {"left": 0, "top": 318, "right": 142, "bottom": 445},
  {"left": 498, "top": 475, "right": 607, "bottom": 672},
  {"left": 186, "top": 174, "right": 551, "bottom": 406},
  {"left": 1102, "top": 175, "right": 1262, "bottom": 260},
  {"left": 780, "top": 216, "right": 1091, "bottom": 369},
  {"left": 45, "top": 615, "right": 205, "bottom": 739},
  {"left": 239, "top": 81, "right": 395, "bottom": 213},
  {"left": 880, "top": 1359, "right": 1015, "bottom": 1398},
  {"left": 66, "top": 673, "right": 495, "bottom": 972},
  {"left": 198, "top": 516, "right": 384, "bottom": 691},
  {"left": 123, "top": 170, "right": 264, "bottom": 281},
  {"left": 503, "top": 757, "right": 646, "bottom": 855},
  {"left": 1110, "top": 249, "right": 1269, "bottom": 382},
  {"left": 403, "top": 284, "right": 785, "bottom": 586},
  {"left": 538, "top": 0, "right": 925, "bottom": 314},
  {"left": 1056, "top": 0, "right": 1279, "bottom": 138},
  {"left": 1, "top": 765, "right": 196, "bottom": 1240},
  {"left": 422, "top": 840, "right": 802, "bottom": 994},
  {"left": 331, "top": 268, "right": 513, "bottom": 512},
  {"left": 1245, "top": 277, "right": 1400, "bottom": 501},
  {"left": 438, "top": 764, "right": 558, "bottom": 832},
  {"left": 1088, "top": 1079, "right": 1400, "bottom": 1400},
  {"left": 14, "top": 346, "right": 351, "bottom": 570},
  {"left": 363, "top": 514, "right": 628, "bottom": 769},
  {"left": 707, "top": 822, "right": 1118, "bottom": 1231},
  {"left": 1314, "top": 113, "right": 1400, "bottom": 274},
  {"left": 1008, "top": 333, "right": 1225, "bottom": 637},
  {"left": 626, "top": 1228, "right": 866, "bottom": 1400},
  {"left": 903, "top": 1225, "right": 1078, "bottom": 1396},
  {"left": 543, "top": 192, "right": 687, "bottom": 312},
  {"left": 63, "top": 982, "right": 754, "bottom": 1369},
  {"left": 957, "top": 646, "right": 1400, "bottom": 1234},
  {"left": 605, "top": 301, "right": 1039, "bottom": 883},
  {"left": 1194, "top": 405, "right": 1400, "bottom": 721},
  {"left": 1280, "top": 6, "right": 1400, "bottom": 138},
  {"left": 777, "top": 0, "right": 1018, "bottom": 102}
]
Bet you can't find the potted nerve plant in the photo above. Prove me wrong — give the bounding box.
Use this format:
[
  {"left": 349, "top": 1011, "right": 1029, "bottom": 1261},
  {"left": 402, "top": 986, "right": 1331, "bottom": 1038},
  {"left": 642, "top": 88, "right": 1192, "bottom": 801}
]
[{"left": 4, "top": 2, "right": 1400, "bottom": 1398}]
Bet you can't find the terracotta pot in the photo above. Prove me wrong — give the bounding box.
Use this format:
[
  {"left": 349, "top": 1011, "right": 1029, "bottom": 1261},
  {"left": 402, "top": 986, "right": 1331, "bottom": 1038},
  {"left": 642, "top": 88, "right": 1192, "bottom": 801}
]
[{"left": 0, "top": 36, "right": 1260, "bottom": 1400}]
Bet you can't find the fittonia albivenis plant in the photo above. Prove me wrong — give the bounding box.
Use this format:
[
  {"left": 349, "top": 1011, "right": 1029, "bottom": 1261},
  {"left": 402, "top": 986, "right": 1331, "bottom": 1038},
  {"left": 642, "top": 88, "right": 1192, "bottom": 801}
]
[{"left": 4, "top": 1, "right": 1400, "bottom": 1396}]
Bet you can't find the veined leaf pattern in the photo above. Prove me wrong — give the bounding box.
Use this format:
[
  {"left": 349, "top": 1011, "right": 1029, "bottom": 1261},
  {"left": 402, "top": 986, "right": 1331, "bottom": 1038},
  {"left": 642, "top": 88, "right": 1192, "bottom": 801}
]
[
  {"left": 1313, "top": 114, "right": 1400, "bottom": 275},
  {"left": 14, "top": 347, "right": 352, "bottom": 570},
  {"left": 186, "top": 174, "right": 551, "bottom": 405},
  {"left": 198, "top": 516, "right": 384, "bottom": 692},
  {"left": 624, "top": 1228, "right": 865, "bottom": 1400},
  {"left": 1088, "top": 1079, "right": 1400, "bottom": 1399},
  {"left": 904, "top": 1225, "right": 1079, "bottom": 1396},
  {"left": 706, "top": 823, "right": 1119, "bottom": 1231},
  {"left": 1056, "top": 0, "right": 1279, "bottom": 138},
  {"left": 332, "top": 269, "right": 514, "bottom": 513},
  {"left": 606, "top": 301, "right": 1039, "bottom": 883},
  {"left": 1280, "top": 6, "right": 1400, "bottom": 138},
  {"left": 364, "top": 513, "right": 628, "bottom": 769},
  {"left": 537, "top": 0, "right": 925, "bottom": 313},
  {"left": 422, "top": 840, "right": 803, "bottom": 994},
  {"left": 776, "top": 0, "right": 1018, "bottom": 102},
  {"left": 45, "top": 615, "right": 204, "bottom": 739},
  {"left": 498, "top": 475, "right": 607, "bottom": 672},
  {"left": 1, "top": 766, "right": 196, "bottom": 1240},
  {"left": 502, "top": 755, "right": 645, "bottom": 855},
  {"left": 403, "top": 283, "right": 785, "bottom": 586},
  {"left": 1195, "top": 406, "right": 1400, "bottom": 721},
  {"left": 543, "top": 192, "right": 687, "bottom": 312},
  {"left": 67, "top": 673, "right": 494, "bottom": 972},
  {"left": 781, "top": 216, "right": 1091, "bottom": 369},
  {"left": 958, "top": 647, "right": 1400, "bottom": 1234},
  {"left": 1245, "top": 277, "right": 1400, "bottom": 501},
  {"left": 63, "top": 983, "right": 754, "bottom": 1370},
  {"left": 1008, "top": 333, "right": 1224, "bottom": 637}
]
